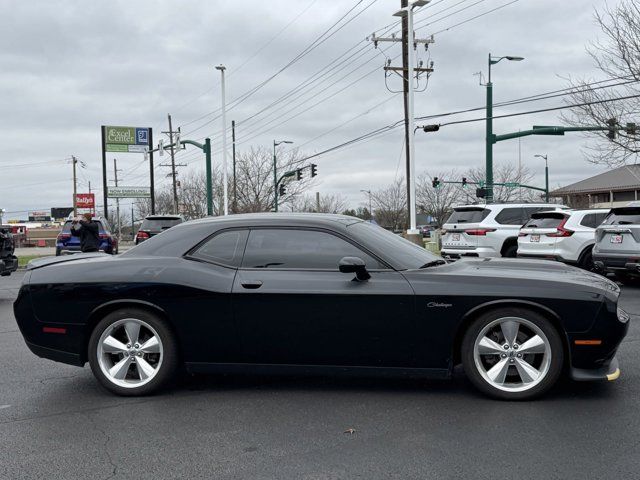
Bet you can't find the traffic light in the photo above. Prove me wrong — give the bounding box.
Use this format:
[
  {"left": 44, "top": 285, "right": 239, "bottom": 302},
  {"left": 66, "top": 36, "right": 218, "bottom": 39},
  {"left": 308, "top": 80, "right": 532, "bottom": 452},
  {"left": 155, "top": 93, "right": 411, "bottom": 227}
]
[
  {"left": 311, "top": 164, "right": 317, "bottom": 177},
  {"left": 476, "top": 188, "right": 487, "bottom": 198},
  {"left": 422, "top": 124, "right": 440, "bottom": 132},
  {"left": 607, "top": 118, "right": 617, "bottom": 140},
  {"left": 626, "top": 123, "right": 637, "bottom": 136},
  {"left": 279, "top": 184, "right": 286, "bottom": 196},
  {"left": 296, "top": 168, "right": 303, "bottom": 181},
  {"left": 432, "top": 177, "right": 440, "bottom": 188},
  {"left": 462, "top": 177, "right": 468, "bottom": 188}
]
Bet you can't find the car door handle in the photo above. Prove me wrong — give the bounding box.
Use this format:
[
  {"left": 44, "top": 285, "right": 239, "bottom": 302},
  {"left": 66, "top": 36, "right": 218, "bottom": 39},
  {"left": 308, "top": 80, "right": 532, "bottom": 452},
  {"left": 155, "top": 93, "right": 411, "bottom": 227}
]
[{"left": 241, "top": 280, "right": 263, "bottom": 289}]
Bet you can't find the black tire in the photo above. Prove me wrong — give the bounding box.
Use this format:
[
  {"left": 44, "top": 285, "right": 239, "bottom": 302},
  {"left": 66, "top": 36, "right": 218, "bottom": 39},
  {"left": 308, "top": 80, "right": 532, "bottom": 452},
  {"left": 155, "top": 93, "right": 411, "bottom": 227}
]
[
  {"left": 502, "top": 244, "right": 518, "bottom": 258},
  {"left": 55, "top": 247, "right": 61, "bottom": 256},
  {"left": 461, "top": 307, "right": 564, "bottom": 400},
  {"left": 615, "top": 272, "right": 640, "bottom": 286},
  {"left": 88, "top": 308, "right": 178, "bottom": 396},
  {"left": 578, "top": 248, "right": 595, "bottom": 272}
]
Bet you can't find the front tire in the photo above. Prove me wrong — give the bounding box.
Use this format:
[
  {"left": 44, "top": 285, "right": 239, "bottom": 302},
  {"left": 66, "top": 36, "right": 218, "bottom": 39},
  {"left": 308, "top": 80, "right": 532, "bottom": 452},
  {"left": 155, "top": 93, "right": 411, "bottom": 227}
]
[
  {"left": 461, "top": 308, "right": 563, "bottom": 400},
  {"left": 88, "top": 308, "right": 178, "bottom": 396}
]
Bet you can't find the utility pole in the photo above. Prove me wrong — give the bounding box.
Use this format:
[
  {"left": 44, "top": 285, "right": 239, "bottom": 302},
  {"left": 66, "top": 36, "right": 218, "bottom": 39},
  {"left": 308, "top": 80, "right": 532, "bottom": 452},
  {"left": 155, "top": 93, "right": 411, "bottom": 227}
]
[
  {"left": 167, "top": 114, "right": 178, "bottom": 214},
  {"left": 72, "top": 156, "right": 78, "bottom": 217},
  {"left": 113, "top": 158, "right": 122, "bottom": 240},
  {"left": 370, "top": 0, "right": 434, "bottom": 242},
  {"left": 216, "top": 64, "right": 229, "bottom": 215},
  {"left": 232, "top": 120, "right": 237, "bottom": 213}
]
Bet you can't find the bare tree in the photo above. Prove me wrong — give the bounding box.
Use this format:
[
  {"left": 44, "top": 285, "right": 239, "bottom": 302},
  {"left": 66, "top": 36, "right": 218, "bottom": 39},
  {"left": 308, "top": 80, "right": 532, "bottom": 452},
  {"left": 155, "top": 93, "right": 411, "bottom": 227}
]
[
  {"left": 370, "top": 178, "right": 407, "bottom": 230},
  {"left": 416, "top": 170, "right": 463, "bottom": 227},
  {"left": 466, "top": 164, "right": 539, "bottom": 203},
  {"left": 561, "top": 0, "right": 640, "bottom": 166},
  {"left": 291, "top": 193, "right": 348, "bottom": 214}
]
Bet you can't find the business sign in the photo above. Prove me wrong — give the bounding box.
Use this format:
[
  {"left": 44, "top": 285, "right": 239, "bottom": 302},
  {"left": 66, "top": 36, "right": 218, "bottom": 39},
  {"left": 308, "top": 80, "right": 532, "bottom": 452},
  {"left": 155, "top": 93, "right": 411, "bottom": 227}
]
[
  {"left": 75, "top": 193, "right": 95, "bottom": 209},
  {"left": 105, "top": 126, "right": 149, "bottom": 153},
  {"left": 107, "top": 186, "right": 151, "bottom": 198},
  {"left": 51, "top": 207, "right": 74, "bottom": 219},
  {"left": 28, "top": 211, "right": 51, "bottom": 222}
]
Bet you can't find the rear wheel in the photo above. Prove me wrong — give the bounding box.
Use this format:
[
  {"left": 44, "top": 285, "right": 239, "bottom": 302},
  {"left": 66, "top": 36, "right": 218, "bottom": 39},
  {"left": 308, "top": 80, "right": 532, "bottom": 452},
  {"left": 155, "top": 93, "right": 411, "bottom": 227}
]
[
  {"left": 502, "top": 244, "right": 518, "bottom": 258},
  {"left": 88, "top": 309, "right": 178, "bottom": 396},
  {"left": 461, "top": 308, "right": 563, "bottom": 400},
  {"left": 578, "top": 248, "right": 595, "bottom": 271},
  {"left": 55, "top": 247, "right": 61, "bottom": 256}
]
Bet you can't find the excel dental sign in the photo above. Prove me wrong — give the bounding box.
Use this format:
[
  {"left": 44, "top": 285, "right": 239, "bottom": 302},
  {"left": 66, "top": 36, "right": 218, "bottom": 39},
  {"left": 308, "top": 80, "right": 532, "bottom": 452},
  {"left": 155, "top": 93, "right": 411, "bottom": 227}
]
[
  {"left": 105, "top": 126, "right": 149, "bottom": 153},
  {"left": 107, "top": 186, "right": 151, "bottom": 198}
]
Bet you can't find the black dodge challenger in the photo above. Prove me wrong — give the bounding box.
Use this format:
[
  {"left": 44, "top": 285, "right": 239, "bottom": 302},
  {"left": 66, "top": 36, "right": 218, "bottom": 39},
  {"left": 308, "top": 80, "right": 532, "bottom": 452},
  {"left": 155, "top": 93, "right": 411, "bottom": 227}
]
[{"left": 14, "top": 213, "right": 629, "bottom": 400}]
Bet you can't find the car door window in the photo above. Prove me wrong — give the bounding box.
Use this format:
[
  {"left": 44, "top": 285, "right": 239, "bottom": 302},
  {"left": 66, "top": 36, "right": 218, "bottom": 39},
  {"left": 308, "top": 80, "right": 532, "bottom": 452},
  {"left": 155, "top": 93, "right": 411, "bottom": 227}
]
[
  {"left": 242, "top": 229, "right": 384, "bottom": 270},
  {"left": 191, "top": 229, "right": 248, "bottom": 267}
]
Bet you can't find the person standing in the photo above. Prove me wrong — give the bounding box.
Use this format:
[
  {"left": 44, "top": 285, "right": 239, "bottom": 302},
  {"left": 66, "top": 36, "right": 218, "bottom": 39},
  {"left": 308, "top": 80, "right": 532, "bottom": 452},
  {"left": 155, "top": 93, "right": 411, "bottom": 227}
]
[{"left": 71, "top": 213, "right": 101, "bottom": 253}]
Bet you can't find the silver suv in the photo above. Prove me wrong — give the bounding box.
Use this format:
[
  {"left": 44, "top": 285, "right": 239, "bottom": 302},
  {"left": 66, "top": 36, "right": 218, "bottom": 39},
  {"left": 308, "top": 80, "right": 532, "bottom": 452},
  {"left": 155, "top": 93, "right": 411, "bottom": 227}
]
[
  {"left": 593, "top": 202, "right": 640, "bottom": 284},
  {"left": 441, "top": 203, "right": 568, "bottom": 259}
]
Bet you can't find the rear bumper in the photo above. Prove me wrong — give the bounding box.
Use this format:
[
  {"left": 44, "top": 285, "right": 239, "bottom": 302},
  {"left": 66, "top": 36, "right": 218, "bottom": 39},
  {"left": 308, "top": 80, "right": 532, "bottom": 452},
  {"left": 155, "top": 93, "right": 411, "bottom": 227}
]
[
  {"left": 517, "top": 253, "right": 578, "bottom": 266},
  {"left": 24, "top": 340, "right": 84, "bottom": 367},
  {"left": 593, "top": 254, "right": 640, "bottom": 274},
  {"left": 571, "top": 357, "right": 620, "bottom": 382}
]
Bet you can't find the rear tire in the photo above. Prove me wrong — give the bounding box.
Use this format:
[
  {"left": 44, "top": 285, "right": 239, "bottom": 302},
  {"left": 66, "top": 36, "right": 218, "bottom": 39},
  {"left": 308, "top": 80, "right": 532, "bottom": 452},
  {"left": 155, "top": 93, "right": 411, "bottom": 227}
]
[
  {"left": 503, "top": 244, "right": 518, "bottom": 258},
  {"left": 88, "top": 308, "right": 178, "bottom": 396},
  {"left": 461, "top": 307, "right": 564, "bottom": 400},
  {"left": 55, "top": 247, "right": 61, "bottom": 256},
  {"left": 578, "top": 248, "right": 595, "bottom": 272}
]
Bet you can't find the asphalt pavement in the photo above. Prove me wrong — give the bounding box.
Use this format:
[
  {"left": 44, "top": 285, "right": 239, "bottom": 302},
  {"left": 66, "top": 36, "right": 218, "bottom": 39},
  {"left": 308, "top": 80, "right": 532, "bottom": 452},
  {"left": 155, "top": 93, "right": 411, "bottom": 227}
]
[{"left": 0, "top": 271, "right": 639, "bottom": 480}]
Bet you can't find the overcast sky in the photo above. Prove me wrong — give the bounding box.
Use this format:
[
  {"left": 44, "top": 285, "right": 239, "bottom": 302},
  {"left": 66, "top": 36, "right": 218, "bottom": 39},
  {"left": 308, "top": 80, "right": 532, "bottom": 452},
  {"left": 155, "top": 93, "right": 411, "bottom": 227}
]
[{"left": 0, "top": 0, "right": 622, "bottom": 219}]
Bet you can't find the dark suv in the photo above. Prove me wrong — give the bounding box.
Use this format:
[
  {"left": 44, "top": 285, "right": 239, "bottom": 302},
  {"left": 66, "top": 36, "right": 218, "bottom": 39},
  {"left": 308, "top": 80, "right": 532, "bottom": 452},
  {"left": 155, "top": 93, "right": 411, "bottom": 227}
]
[
  {"left": 56, "top": 217, "right": 117, "bottom": 256},
  {"left": 0, "top": 226, "right": 18, "bottom": 276},
  {"left": 135, "top": 215, "right": 184, "bottom": 244},
  {"left": 593, "top": 202, "right": 640, "bottom": 284}
]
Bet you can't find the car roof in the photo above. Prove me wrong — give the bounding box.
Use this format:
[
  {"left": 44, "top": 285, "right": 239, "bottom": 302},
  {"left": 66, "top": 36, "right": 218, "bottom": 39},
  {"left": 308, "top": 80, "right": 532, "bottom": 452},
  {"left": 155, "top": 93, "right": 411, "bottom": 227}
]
[
  {"left": 144, "top": 215, "right": 184, "bottom": 220},
  {"left": 453, "top": 203, "right": 568, "bottom": 210},
  {"left": 186, "top": 212, "right": 363, "bottom": 228}
]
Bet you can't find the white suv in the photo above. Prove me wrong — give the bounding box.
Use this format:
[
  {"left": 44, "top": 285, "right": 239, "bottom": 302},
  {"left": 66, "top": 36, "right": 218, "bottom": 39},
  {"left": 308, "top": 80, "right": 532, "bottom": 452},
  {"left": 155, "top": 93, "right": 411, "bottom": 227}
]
[
  {"left": 441, "top": 203, "right": 568, "bottom": 259},
  {"left": 517, "top": 209, "right": 609, "bottom": 270}
]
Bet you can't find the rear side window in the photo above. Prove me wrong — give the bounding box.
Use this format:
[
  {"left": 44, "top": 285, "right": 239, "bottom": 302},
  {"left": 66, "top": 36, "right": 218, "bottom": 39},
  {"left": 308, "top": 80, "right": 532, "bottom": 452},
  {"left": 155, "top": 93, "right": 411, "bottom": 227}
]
[
  {"left": 495, "top": 208, "right": 525, "bottom": 225},
  {"left": 523, "top": 214, "right": 565, "bottom": 228},
  {"left": 191, "top": 230, "right": 248, "bottom": 267},
  {"left": 580, "top": 213, "right": 608, "bottom": 228},
  {"left": 446, "top": 208, "right": 489, "bottom": 224},
  {"left": 602, "top": 208, "right": 640, "bottom": 225}
]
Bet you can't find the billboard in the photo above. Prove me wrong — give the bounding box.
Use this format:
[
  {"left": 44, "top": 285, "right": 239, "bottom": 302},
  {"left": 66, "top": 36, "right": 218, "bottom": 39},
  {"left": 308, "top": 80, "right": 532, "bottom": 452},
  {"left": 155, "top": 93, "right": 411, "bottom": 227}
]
[
  {"left": 107, "top": 186, "right": 151, "bottom": 198},
  {"left": 28, "top": 211, "right": 51, "bottom": 222},
  {"left": 51, "top": 207, "right": 74, "bottom": 219},
  {"left": 75, "top": 193, "right": 95, "bottom": 209},
  {"left": 105, "top": 126, "right": 149, "bottom": 153}
]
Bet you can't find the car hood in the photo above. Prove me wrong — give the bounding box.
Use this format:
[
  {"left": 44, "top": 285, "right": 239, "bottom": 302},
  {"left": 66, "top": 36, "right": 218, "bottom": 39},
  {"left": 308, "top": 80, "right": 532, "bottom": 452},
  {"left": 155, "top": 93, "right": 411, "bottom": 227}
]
[{"left": 414, "top": 257, "right": 620, "bottom": 296}]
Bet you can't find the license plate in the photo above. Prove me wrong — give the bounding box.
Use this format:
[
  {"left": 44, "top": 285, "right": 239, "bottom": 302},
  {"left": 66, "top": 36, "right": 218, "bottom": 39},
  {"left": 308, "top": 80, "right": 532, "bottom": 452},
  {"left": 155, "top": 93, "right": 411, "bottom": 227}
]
[
  {"left": 530, "top": 234, "right": 540, "bottom": 243},
  {"left": 610, "top": 234, "right": 623, "bottom": 244},
  {"left": 451, "top": 233, "right": 460, "bottom": 241}
]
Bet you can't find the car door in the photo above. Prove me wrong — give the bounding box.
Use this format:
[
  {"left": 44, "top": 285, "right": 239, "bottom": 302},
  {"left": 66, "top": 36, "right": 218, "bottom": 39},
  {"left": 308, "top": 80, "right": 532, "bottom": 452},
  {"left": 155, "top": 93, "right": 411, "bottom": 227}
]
[{"left": 232, "top": 227, "right": 417, "bottom": 368}]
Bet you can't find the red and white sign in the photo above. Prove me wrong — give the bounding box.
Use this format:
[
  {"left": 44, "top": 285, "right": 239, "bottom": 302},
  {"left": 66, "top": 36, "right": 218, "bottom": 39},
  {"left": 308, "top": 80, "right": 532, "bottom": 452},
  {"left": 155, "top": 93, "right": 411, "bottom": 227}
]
[{"left": 75, "top": 193, "right": 95, "bottom": 209}]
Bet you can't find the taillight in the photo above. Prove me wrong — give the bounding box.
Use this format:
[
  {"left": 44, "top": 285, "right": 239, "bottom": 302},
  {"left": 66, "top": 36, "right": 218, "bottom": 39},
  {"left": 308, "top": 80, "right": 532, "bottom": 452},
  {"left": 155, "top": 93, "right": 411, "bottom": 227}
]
[
  {"left": 136, "top": 231, "right": 150, "bottom": 239},
  {"left": 546, "top": 218, "right": 574, "bottom": 237},
  {"left": 518, "top": 232, "right": 528, "bottom": 237},
  {"left": 465, "top": 228, "right": 496, "bottom": 236},
  {"left": 99, "top": 234, "right": 110, "bottom": 239},
  {"left": 58, "top": 234, "right": 71, "bottom": 240}
]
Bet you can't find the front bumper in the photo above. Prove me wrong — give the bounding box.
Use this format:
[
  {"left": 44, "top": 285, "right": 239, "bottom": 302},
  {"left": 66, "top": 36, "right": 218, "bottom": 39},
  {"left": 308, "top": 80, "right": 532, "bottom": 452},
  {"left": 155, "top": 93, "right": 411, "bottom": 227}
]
[{"left": 571, "top": 357, "right": 621, "bottom": 382}]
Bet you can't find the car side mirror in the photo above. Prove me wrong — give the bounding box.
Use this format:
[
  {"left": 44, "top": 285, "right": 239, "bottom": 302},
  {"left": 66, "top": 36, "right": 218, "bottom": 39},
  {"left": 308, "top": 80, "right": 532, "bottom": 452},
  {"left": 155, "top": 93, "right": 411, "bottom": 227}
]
[{"left": 339, "top": 256, "right": 371, "bottom": 281}]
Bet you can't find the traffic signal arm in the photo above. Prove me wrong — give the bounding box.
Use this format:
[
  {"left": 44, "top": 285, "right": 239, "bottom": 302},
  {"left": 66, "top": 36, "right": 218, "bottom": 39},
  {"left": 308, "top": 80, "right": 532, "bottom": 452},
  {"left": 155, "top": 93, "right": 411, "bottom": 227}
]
[{"left": 492, "top": 125, "right": 613, "bottom": 144}]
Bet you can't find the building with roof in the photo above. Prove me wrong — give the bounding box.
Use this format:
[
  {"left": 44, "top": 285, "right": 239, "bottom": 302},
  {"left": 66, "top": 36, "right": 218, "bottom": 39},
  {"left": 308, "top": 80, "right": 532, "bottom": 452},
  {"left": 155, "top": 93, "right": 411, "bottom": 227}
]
[{"left": 550, "top": 164, "right": 640, "bottom": 208}]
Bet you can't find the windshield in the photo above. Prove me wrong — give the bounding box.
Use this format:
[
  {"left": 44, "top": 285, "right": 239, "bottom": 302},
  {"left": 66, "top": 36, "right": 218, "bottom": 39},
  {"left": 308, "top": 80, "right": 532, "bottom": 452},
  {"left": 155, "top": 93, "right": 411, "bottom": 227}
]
[
  {"left": 141, "top": 217, "right": 183, "bottom": 230},
  {"left": 348, "top": 221, "right": 441, "bottom": 270},
  {"left": 445, "top": 208, "right": 490, "bottom": 224},
  {"left": 603, "top": 208, "right": 640, "bottom": 225}
]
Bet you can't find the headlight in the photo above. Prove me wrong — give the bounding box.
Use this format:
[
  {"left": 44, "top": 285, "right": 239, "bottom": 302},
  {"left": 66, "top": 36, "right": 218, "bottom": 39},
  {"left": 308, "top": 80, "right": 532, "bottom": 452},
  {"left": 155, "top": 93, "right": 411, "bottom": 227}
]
[{"left": 617, "top": 307, "right": 630, "bottom": 324}]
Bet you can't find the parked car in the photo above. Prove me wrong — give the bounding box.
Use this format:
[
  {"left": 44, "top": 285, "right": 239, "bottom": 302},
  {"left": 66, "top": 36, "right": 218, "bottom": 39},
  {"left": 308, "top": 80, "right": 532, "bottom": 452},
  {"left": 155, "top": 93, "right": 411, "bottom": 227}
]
[
  {"left": 441, "top": 203, "right": 568, "bottom": 260},
  {"left": 593, "top": 203, "right": 640, "bottom": 284},
  {"left": 15, "top": 213, "right": 628, "bottom": 400},
  {"left": 55, "top": 217, "right": 117, "bottom": 256},
  {"left": 517, "top": 209, "right": 609, "bottom": 270},
  {"left": 135, "top": 215, "right": 184, "bottom": 244},
  {"left": 0, "top": 226, "right": 18, "bottom": 276},
  {"left": 418, "top": 225, "right": 435, "bottom": 238}
]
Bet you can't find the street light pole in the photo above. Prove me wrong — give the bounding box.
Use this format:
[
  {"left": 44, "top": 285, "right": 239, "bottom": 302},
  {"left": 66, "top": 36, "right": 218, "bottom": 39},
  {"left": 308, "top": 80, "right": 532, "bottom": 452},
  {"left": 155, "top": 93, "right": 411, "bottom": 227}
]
[
  {"left": 360, "top": 189, "right": 373, "bottom": 219},
  {"left": 535, "top": 154, "right": 549, "bottom": 202},
  {"left": 273, "top": 139, "right": 293, "bottom": 212},
  {"left": 216, "top": 64, "right": 229, "bottom": 216},
  {"left": 486, "top": 53, "right": 524, "bottom": 203}
]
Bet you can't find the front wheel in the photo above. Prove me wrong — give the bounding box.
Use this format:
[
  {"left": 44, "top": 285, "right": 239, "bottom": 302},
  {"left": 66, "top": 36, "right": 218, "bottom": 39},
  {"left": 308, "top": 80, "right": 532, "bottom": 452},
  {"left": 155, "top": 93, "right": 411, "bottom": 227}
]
[
  {"left": 88, "top": 309, "right": 178, "bottom": 396},
  {"left": 461, "top": 308, "right": 563, "bottom": 400}
]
